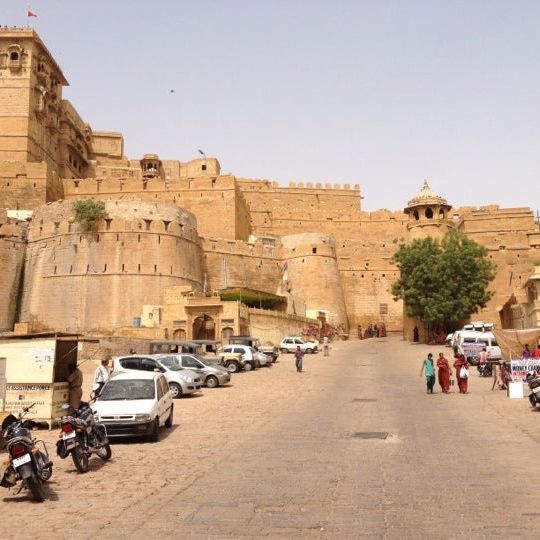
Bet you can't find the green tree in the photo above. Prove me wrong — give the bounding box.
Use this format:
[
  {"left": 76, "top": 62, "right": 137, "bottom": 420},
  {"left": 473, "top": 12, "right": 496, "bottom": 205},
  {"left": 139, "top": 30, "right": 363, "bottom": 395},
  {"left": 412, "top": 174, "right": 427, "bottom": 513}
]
[
  {"left": 73, "top": 199, "right": 107, "bottom": 232},
  {"left": 391, "top": 230, "right": 496, "bottom": 327}
]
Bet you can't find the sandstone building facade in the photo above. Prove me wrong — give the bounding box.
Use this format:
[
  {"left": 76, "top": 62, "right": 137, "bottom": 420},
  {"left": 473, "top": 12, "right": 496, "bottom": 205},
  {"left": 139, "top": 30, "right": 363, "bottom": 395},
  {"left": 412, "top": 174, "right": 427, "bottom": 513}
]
[{"left": 1, "top": 28, "right": 539, "bottom": 341}]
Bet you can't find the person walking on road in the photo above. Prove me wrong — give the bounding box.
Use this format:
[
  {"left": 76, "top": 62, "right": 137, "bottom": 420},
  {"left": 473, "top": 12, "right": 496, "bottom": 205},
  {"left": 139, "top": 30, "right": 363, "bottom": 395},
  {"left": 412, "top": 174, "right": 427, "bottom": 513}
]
[
  {"left": 436, "top": 352, "right": 451, "bottom": 393},
  {"left": 420, "top": 353, "right": 436, "bottom": 393},
  {"left": 294, "top": 346, "right": 304, "bottom": 373},
  {"left": 453, "top": 354, "right": 470, "bottom": 394},
  {"left": 323, "top": 336, "right": 330, "bottom": 357}
]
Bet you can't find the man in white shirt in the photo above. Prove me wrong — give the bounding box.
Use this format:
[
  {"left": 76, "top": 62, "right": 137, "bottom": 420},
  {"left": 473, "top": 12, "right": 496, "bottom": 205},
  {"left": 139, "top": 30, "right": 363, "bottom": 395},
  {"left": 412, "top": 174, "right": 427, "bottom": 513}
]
[{"left": 93, "top": 358, "right": 111, "bottom": 396}]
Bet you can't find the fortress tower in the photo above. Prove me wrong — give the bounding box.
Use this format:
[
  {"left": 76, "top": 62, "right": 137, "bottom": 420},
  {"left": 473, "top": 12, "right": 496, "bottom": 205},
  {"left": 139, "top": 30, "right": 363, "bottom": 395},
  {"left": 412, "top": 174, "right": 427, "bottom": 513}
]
[
  {"left": 280, "top": 233, "right": 348, "bottom": 329},
  {"left": 404, "top": 181, "right": 453, "bottom": 241},
  {"left": 20, "top": 200, "right": 204, "bottom": 333}
]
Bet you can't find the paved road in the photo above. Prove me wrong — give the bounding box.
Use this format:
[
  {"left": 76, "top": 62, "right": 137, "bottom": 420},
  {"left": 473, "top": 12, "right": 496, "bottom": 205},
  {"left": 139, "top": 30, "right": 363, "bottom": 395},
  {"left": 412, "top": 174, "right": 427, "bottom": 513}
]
[{"left": 1, "top": 337, "right": 540, "bottom": 539}]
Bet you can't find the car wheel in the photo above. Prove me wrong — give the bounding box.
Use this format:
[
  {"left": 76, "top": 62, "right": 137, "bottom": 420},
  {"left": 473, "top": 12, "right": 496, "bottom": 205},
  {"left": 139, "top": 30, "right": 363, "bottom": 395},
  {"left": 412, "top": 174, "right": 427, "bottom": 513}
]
[
  {"left": 226, "top": 361, "right": 239, "bottom": 373},
  {"left": 280, "top": 348, "right": 288, "bottom": 354},
  {"left": 244, "top": 362, "right": 253, "bottom": 371},
  {"left": 206, "top": 375, "right": 219, "bottom": 388},
  {"left": 306, "top": 348, "right": 313, "bottom": 354},
  {"left": 149, "top": 418, "right": 159, "bottom": 442},
  {"left": 169, "top": 382, "right": 182, "bottom": 398},
  {"left": 165, "top": 406, "right": 174, "bottom": 428}
]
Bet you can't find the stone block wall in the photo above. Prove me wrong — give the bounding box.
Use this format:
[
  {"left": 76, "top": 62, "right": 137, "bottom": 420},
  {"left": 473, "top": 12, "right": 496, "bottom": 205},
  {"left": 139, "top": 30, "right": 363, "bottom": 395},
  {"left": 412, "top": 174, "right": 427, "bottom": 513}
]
[
  {"left": 19, "top": 200, "right": 204, "bottom": 333},
  {"left": 62, "top": 174, "right": 251, "bottom": 241},
  {"left": 0, "top": 217, "right": 26, "bottom": 331},
  {"left": 280, "top": 233, "right": 348, "bottom": 329},
  {"left": 247, "top": 307, "right": 320, "bottom": 347},
  {"left": 0, "top": 161, "right": 61, "bottom": 210}
]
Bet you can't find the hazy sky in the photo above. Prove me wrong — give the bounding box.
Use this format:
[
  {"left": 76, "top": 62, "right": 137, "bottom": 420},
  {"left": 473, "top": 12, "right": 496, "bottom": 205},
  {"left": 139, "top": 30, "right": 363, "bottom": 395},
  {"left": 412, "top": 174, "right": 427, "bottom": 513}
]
[{"left": 4, "top": 1, "right": 540, "bottom": 212}]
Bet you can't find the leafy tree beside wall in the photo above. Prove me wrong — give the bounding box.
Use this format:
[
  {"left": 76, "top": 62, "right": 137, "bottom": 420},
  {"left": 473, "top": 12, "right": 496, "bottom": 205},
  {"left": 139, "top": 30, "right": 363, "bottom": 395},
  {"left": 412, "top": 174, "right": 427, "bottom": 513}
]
[
  {"left": 391, "top": 230, "right": 496, "bottom": 328},
  {"left": 73, "top": 200, "right": 107, "bottom": 232}
]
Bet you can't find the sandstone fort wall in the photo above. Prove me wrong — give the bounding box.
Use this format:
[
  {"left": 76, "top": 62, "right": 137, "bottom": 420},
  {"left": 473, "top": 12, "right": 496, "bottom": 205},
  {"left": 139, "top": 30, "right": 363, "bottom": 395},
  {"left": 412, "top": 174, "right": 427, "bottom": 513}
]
[
  {"left": 280, "top": 233, "right": 348, "bottom": 328},
  {"left": 0, "top": 214, "right": 26, "bottom": 331},
  {"left": 20, "top": 200, "right": 204, "bottom": 333},
  {"left": 62, "top": 174, "right": 251, "bottom": 241}
]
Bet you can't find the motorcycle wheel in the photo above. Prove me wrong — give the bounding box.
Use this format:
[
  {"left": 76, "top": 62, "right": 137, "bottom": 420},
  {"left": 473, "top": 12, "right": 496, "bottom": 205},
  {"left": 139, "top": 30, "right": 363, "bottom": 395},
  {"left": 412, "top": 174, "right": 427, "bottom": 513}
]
[
  {"left": 529, "top": 394, "right": 537, "bottom": 407},
  {"left": 96, "top": 444, "right": 112, "bottom": 460},
  {"left": 72, "top": 446, "right": 89, "bottom": 473},
  {"left": 37, "top": 452, "right": 53, "bottom": 481},
  {"left": 26, "top": 475, "right": 45, "bottom": 502}
]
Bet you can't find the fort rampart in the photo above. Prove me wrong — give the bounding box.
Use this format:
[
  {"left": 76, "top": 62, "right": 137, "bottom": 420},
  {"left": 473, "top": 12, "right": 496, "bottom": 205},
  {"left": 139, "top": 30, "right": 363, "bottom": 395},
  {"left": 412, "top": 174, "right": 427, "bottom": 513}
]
[{"left": 19, "top": 200, "right": 204, "bottom": 333}]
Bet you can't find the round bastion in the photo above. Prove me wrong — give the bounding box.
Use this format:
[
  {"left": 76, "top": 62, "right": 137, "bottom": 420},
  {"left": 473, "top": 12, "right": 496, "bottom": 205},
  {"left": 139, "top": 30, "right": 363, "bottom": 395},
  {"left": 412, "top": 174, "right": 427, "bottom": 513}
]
[
  {"left": 20, "top": 200, "right": 204, "bottom": 334},
  {"left": 280, "top": 233, "right": 349, "bottom": 329}
]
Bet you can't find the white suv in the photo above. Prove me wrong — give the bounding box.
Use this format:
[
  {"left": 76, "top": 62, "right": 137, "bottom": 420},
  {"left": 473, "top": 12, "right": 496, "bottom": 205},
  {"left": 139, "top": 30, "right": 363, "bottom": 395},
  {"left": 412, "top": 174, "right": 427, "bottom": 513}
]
[
  {"left": 113, "top": 355, "right": 203, "bottom": 398},
  {"left": 279, "top": 337, "right": 319, "bottom": 354},
  {"left": 222, "top": 345, "right": 269, "bottom": 371},
  {"left": 93, "top": 372, "right": 174, "bottom": 442}
]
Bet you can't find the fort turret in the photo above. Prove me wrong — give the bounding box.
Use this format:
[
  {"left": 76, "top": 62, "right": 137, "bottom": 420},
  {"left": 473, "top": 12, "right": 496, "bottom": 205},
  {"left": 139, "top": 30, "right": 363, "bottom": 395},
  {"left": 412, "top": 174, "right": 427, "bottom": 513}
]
[
  {"left": 280, "top": 233, "right": 348, "bottom": 330},
  {"left": 404, "top": 181, "right": 453, "bottom": 240}
]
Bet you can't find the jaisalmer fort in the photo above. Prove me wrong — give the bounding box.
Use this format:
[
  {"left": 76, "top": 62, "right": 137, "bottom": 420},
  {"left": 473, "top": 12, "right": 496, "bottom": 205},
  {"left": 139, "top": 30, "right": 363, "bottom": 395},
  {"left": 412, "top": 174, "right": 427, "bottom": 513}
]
[{"left": 1, "top": 28, "right": 540, "bottom": 348}]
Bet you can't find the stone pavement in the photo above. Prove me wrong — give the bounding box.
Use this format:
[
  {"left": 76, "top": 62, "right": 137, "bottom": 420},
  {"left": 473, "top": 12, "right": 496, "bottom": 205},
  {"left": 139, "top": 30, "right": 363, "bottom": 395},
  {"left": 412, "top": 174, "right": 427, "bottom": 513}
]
[{"left": 1, "top": 337, "right": 540, "bottom": 539}]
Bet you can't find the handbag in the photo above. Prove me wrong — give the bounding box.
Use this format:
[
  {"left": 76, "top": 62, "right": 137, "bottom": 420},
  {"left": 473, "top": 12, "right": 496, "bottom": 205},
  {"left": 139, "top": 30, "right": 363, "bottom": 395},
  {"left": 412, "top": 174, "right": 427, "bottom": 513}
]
[{"left": 460, "top": 366, "right": 469, "bottom": 379}]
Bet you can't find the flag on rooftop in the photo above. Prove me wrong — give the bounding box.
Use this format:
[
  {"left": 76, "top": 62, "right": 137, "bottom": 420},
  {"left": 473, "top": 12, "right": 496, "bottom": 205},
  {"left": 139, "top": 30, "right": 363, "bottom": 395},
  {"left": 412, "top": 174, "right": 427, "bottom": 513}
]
[{"left": 27, "top": 9, "right": 38, "bottom": 18}]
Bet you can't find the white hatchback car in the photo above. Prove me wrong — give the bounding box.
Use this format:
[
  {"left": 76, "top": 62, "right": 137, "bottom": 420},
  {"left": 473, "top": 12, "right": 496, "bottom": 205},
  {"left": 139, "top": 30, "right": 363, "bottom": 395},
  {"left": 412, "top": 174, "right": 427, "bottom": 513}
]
[
  {"left": 93, "top": 372, "right": 174, "bottom": 442},
  {"left": 113, "top": 355, "right": 203, "bottom": 398}
]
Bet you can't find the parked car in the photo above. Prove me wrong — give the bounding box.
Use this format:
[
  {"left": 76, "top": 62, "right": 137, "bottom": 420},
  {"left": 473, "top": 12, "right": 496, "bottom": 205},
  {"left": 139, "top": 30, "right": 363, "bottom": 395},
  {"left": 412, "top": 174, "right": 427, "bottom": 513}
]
[
  {"left": 191, "top": 339, "right": 246, "bottom": 372},
  {"left": 113, "top": 355, "right": 202, "bottom": 398},
  {"left": 156, "top": 353, "right": 231, "bottom": 388},
  {"left": 222, "top": 345, "right": 260, "bottom": 371},
  {"left": 228, "top": 336, "right": 279, "bottom": 362},
  {"left": 279, "top": 337, "right": 319, "bottom": 354},
  {"left": 92, "top": 372, "right": 174, "bottom": 441}
]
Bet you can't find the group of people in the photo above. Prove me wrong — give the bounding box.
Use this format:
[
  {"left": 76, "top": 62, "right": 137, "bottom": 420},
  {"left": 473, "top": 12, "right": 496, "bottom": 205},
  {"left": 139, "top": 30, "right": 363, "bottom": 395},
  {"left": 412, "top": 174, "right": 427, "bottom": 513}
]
[
  {"left": 357, "top": 323, "right": 386, "bottom": 339},
  {"left": 420, "top": 352, "right": 471, "bottom": 394}
]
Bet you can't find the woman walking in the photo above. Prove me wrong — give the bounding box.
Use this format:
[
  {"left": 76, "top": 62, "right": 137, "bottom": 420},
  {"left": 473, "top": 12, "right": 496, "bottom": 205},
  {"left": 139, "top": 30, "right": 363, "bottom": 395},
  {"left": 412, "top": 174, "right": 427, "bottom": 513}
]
[
  {"left": 453, "top": 354, "right": 470, "bottom": 394},
  {"left": 420, "top": 353, "right": 436, "bottom": 394},
  {"left": 436, "top": 352, "right": 451, "bottom": 393}
]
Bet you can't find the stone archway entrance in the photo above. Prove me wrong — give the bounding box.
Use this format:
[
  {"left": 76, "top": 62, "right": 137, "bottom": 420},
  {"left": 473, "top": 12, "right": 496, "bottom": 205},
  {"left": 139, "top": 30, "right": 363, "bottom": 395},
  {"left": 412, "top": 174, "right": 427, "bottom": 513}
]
[
  {"left": 193, "top": 314, "right": 216, "bottom": 340},
  {"left": 173, "top": 328, "right": 186, "bottom": 340}
]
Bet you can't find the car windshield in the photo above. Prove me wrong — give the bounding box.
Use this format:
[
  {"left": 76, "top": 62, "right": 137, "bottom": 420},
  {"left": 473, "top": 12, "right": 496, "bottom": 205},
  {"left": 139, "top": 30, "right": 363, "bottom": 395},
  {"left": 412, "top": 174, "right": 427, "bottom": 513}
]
[
  {"left": 99, "top": 379, "right": 155, "bottom": 400},
  {"left": 158, "top": 356, "right": 185, "bottom": 371}
]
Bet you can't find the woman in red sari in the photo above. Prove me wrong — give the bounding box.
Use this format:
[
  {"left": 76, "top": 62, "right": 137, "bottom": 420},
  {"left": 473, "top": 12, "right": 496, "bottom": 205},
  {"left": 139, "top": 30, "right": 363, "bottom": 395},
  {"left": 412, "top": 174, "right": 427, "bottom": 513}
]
[
  {"left": 437, "top": 352, "right": 451, "bottom": 393},
  {"left": 453, "top": 354, "right": 470, "bottom": 394}
]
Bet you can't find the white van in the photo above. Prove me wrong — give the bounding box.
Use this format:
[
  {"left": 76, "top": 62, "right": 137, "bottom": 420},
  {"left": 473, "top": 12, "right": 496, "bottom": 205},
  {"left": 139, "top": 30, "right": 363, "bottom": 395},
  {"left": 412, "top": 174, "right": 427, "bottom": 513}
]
[{"left": 456, "top": 331, "right": 501, "bottom": 364}]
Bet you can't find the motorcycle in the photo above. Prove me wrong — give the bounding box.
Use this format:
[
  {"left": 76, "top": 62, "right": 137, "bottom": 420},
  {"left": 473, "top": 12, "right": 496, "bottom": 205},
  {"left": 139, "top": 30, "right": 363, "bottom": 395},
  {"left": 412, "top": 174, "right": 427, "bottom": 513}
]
[
  {"left": 526, "top": 372, "right": 540, "bottom": 408},
  {"left": 56, "top": 399, "right": 111, "bottom": 473},
  {"left": 0, "top": 403, "right": 53, "bottom": 502},
  {"left": 477, "top": 362, "right": 493, "bottom": 377}
]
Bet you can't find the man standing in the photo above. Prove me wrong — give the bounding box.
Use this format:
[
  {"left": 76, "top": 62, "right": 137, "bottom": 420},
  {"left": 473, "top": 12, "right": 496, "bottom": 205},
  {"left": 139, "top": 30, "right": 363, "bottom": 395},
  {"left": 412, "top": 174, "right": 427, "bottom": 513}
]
[
  {"left": 323, "top": 336, "right": 330, "bottom": 357},
  {"left": 93, "top": 357, "right": 111, "bottom": 396},
  {"left": 67, "top": 363, "right": 83, "bottom": 409},
  {"left": 294, "top": 346, "right": 304, "bottom": 373}
]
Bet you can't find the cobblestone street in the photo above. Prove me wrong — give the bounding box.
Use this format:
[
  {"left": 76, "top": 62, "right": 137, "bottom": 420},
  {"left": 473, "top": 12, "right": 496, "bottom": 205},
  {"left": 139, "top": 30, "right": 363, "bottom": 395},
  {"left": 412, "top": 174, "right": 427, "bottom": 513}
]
[{"left": 2, "top": 337, "right": 540, "bottom": 539}]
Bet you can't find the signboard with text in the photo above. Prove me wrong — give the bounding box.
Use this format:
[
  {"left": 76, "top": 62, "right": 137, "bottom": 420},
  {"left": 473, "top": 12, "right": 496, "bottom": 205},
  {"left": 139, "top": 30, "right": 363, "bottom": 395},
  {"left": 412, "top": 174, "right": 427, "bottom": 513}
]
[{"left": 510, "top": 358, "right": 540, "bottom": 381}]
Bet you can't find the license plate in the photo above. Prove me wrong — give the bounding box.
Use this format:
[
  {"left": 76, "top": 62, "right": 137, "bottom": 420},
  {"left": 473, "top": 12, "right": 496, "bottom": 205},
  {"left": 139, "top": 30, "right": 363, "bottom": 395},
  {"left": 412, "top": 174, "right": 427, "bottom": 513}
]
[
  {"left": 12, "top": 453, "right": 31, "bottom": 468},
  {"left": 63, "top": 431, "right": 76, "bottom": 440}
]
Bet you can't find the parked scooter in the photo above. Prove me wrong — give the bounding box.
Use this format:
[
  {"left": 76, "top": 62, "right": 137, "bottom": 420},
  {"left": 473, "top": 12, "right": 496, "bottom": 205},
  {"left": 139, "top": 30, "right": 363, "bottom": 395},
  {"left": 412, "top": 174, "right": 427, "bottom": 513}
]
[
  {"left": 56, "top": 398, "right": 111, "bottom": 473},
  {"left": 0, "top": 403, "right": 53, "bottom": 502},
  {"left": 526, "top": 372, "right": 540, "bottom": 408}
]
